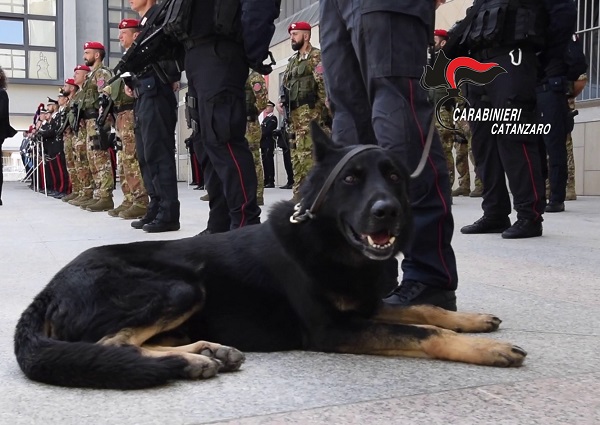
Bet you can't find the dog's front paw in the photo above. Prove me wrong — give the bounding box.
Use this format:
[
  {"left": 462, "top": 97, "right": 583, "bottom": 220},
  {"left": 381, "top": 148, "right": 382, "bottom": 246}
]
[
  {"left": 483, "top": 341, "right": 527, "bottom": 367},
  {"left": 201, "top": 345, "right": 245, "bottom": 372},
  {"left": 451, "top": 312, "right": 502, "bottom": 333}
]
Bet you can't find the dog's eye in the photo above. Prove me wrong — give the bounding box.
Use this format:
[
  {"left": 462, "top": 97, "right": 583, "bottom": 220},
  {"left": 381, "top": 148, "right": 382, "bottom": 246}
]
[
  {"left": 389, "top": 173, "right": 401, "bottom": 183},
  {"left": 343, "top": 174, "right": 358, "bottom": 184}
]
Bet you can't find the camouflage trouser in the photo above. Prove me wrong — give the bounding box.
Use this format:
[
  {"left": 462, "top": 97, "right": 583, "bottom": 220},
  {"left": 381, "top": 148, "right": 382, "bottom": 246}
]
[
  {"left": 116, "top": 110, "right": 148, "bottom": 207},
  {"left": 63, "top": 131, "right": 80, "bottom": 195},
  {"left": 454, "top": 141, "right": 470, "bottom": 191},
  {"left": 566, "top": 132, "right": 576, "bottom": 199},
  {"left": 455, "top": 119, "right": 483, "bottom": 191},
  {"left": 85, "top": 119, "right": 114, "bottom": 199},
  {"left": 290, "top": 104, "right": 322, "bottom": 201},
  {"left": 246, "top": 120, "right": 264, "bottom": 204},
  {"left": 436, "top": 107, "right": 455, "bottom": 188},
  {"left": 73, "top": 125, "right": 93, "bottom": 197}
]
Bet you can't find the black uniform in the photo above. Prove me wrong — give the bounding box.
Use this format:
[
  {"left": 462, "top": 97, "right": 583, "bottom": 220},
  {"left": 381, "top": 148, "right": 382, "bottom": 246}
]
[
  {"left": 260, "top": 113, "right": 277, "bottom": 187},
  {"left": 456, "top": 0, "right": 576, "bottom": 228},
  {"left": 132, "top": 5, "right": 181, "bottom": 230},
  {"left": 38, "top": 111, "right": 69, "bottom": 197},
  {"left": 319, "top": 1, "right": 457, "bottom": 294},
  {"left": 185, "top": 0, "right": 278, "bottom": 233}
]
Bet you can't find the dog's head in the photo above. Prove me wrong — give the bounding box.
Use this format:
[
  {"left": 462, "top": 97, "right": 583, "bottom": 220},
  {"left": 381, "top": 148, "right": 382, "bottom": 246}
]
[{"left": 298, "top": 122, "right": 413, "bottom": 261}]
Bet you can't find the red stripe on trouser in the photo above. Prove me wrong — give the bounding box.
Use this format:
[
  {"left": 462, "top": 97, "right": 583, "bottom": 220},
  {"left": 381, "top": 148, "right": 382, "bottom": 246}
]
[
  {"left": 48, "top": 160, "right": 57, "bottom": 192},
  {"left": 56, "top": 155, "right": 66, "bottom": 193},
  {"left": 521, "top": 143, "right": 541, "bottom": 221},
  {"left": 408, "top": 78, "right": 453, "bottom": 288},
  {"left": 226, "top": 143, "right": 249, "bottom": 228}
]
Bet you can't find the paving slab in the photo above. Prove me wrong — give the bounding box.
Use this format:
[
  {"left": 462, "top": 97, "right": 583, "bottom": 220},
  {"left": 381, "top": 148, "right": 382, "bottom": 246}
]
[{"left": 0, "top": 181, "right": 598, "bottom": 425}]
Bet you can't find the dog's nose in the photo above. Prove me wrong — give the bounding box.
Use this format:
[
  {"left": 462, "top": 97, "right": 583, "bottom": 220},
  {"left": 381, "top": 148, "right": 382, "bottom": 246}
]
[{"left": 371, "top": 199, "right": 399, "bottom": 219}]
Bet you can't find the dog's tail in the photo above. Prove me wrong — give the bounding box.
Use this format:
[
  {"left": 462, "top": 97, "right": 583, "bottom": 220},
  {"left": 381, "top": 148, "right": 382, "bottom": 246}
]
[{"left": 14, "top": 292, "right": 188, "bottom": 389}]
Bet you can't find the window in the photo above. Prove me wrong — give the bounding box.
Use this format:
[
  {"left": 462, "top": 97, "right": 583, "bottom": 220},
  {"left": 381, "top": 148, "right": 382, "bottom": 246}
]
[
  {"left": 0, "top": 0, "right": 60, "bottom": 81},
  {"left": 106, "top": 0, "right": 138, "bottom": 69},
  {"left": 576, "top": 0, "right": 600, "bottom": 100}
]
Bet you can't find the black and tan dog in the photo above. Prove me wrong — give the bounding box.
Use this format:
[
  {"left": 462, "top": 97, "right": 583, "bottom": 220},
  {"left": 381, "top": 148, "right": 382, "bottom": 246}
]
[{"left": 14, "top": 123, "right": 526, "bottom": 389}]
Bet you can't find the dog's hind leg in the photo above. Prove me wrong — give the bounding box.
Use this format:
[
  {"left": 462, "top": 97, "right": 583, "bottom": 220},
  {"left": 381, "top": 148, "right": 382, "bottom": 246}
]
[
  {"left": 99, "top": 304, "right": 202, "bottom": 348},
  {"left": 139, "top": 348, "right": 221, "bottom": 380},
  {"left": 143, "top": 341, "right": 245, "bottom": 372},
  {"left": 373, "top": 304, "right": 502, "bottom": 333}
]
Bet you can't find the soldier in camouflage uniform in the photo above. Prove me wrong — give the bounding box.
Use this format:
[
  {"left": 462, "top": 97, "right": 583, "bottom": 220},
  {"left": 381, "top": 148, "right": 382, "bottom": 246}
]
[
  {"left": 564, "top": 73, "right": 588, "bottom": 201},
  {"left": 279, "top": 21, "right": 327, "bottom": 202},
  {"left": 245, "top": 70, "right": 268, "bottom": 205},
  {"left": 67, "top": 65, "right": 95, "bottom": 207},
  {"left": 60, "top": 79, "right": 80, "bottom": 202},
  {"left": 103, "top": 19, "right": 148, "bottom": 219},
  {"left": 79, "top": 41, "right": 115, "bottom": 212}
]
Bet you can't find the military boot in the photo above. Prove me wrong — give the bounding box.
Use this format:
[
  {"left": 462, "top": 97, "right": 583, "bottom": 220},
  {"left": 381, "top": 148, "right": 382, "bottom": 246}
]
[
  {"left": 451, "top": 187, "right": 470, "bottom": 197},
  {"left": 69, "top": 195, "right": 93, "bottom": 206},
  {"left": 119, "top": 204, "right": 147, "bottom": 220},
  {"left": 61, "top": 192, "right": 78, "bottom": 203},
  {"left": 80, "top": 198, "right": 99, "bottom": 209},
  {"left": 469, "top": 186, "right": 483, "bottom": 197},
  {"left": 108, "top": 202, "right": 132, "bottom": 217},
  {"left": 200, "top": 194, "right": 210, "bottom": 201},
  {"left": 86, "top": 197, "right": 115, "bottom": 212}
]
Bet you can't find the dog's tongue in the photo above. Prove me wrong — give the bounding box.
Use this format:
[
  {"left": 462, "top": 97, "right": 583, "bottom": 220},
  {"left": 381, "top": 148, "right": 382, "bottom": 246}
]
[{"left": 369, "top": 231, "right": 390, "bottom": 245}]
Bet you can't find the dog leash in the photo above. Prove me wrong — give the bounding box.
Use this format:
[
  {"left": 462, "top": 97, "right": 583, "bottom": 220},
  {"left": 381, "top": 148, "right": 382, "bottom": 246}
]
[{"left": 290, "top": 119, "right": 436, "bottom": 224}]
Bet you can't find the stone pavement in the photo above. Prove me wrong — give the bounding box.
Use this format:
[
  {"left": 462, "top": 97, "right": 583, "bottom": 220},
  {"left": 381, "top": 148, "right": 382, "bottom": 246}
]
[{"left": 0, "top": 180, "right": 599, "bottom": 425}]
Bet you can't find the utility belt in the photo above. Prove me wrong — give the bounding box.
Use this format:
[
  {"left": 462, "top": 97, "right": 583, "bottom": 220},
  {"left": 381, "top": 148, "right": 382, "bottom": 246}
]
[
  {"left": 114, "top": 103, "right": 135, "bottom": 113},
  {"left": 81, "top": 108, "right": 99, "bottom": 120},
  {"left": 289, "top": 98, "right": 315, "bottom": 111},
  {"left": 471, "top": 45, "right": 527, "bottom": 62}
]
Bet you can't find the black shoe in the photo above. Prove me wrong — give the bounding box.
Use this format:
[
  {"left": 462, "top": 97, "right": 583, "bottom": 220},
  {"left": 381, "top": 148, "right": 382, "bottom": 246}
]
[
  {"left": 131, "top": 216, "right": 155, "bottom": 229},
  {"left": 460, "top": 216, "right": 511, "bottom": 234},
  {"left": 545, "top": 202, "right": 565, "bottom": 213},
  {"left": 264, "top": 183, "right": 275, "bottom": 188},
  {"left": 280, "top": 183, "right": 293, "bottom": 189},
  {"left": 193, "top": 185, "right": 202, "bottom": 190},
  {"left": 189, "top": 182, "right": 198, "bottom": 186},
  {"left": 142, "top": 220, "right": 180, "bottom": 233},
  {"left": 0, "top": 199, "right": 2, "bottom": 206},
  {"left": 501, "top": 218, "right": 543, "bottom": 239},
  {"left": 383, "top": 280, "right": 457, "bottom": 311},
  {"left": 53, "top": 192, "right": 67, "bottom": 199}
]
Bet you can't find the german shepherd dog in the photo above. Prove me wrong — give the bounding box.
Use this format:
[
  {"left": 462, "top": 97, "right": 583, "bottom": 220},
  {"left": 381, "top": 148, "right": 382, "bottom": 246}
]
[{"left": 15, "top": 123, "right": 526, "bottom": 389}]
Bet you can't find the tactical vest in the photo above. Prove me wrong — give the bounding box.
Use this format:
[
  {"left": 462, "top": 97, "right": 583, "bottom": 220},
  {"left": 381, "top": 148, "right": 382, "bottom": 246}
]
[
  {"left": 245, "top": 81, "right": 258, "bottom": 121},
  {"left": 286, "top": 53, "right": 317, "bottom": 109},
  {"left": 462, "top": 0, "right": 546, "bottom": 50},
  {"left": 81, "top": 66, "right": 111, "bottom": 110}
]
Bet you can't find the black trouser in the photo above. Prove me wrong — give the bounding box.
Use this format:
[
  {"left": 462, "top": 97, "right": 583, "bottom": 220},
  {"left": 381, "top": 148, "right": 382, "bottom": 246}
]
[
  {"left": 186, "top": 39, "right": 260, "bottom": 233},
  {"left": 537, "top": 85, "right": 571, "bottom": 204},
  {"left": 319, "top": 0, "right": 457, "bottom": 289},
  {"left": 0, "top": 148, "right": 3, "bottom": 200},
  {"left": 467, "top": 48, "right": 546, "bottom": 221},
  {"left": 281, "top": 145, "right": 294, "bottom": 185},
  {"left": 260, "top": 136, "right": 275, "bottom": 185},
  {"left": 134, "top": 75, "right": 180, "bottom": 223}
]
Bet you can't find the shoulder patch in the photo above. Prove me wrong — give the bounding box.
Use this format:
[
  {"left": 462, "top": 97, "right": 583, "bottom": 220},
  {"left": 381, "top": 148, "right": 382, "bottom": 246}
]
[
  {"left": 253, "top": 82, "right": 263, "bottom": 92},
  {"left": 97, "top": 78, "right": 105, "bottom": 89},
  {"left": 315, "top": 62, "right": 324, "bottom": 75}
]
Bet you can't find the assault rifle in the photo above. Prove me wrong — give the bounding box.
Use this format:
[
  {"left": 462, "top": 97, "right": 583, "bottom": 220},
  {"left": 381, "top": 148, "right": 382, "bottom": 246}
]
[
  {"left": 279, "top": 87, "right": 295, "bottom": 146},
  {"left": 92, "top": 94, "right": 114, "bottom": 151},
  {"left": 71, "top": 102, "right": 81, "bottom": 134}
]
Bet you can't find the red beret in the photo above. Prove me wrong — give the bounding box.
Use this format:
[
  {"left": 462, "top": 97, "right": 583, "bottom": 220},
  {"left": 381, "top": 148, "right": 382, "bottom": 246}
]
[
  {"left": 434, "top": 29, "right": 449, "bottom": 38},
  {"left": 119, "top": 19, "right": 140, "bottom": 30},
  {"left": 83, "top": 41, "right": 105, "bottom": 50},
  {"left": 64, "top": 78, "right": 77, "bottom": 86},
  {"left": 288, "top": 21, "right": 312, "bottom": 33},
  {"left": 74, "top": 65, "right": 91, "bottom": 72}
]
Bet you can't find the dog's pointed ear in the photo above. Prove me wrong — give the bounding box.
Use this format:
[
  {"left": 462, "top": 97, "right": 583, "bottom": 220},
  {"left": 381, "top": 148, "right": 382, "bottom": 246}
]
[{"left": 311, "top": 120, "right": 334, "bottom": 162}]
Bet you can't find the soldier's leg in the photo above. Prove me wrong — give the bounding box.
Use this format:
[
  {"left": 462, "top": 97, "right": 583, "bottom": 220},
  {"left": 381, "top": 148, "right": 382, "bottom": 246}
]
[
  {"left": 117, "top": 110, "right": 148, "bottom": 219},
  {"left": 186, "top": 41, "right": 260, "bottom": 230},
  {"left": 453, "top": 140, "right": 470, "bottom": 195},
  {"left": 565, "top": 132, "right": 576, "bottom": 200},
  {"left": 435, "top": 112, "right": 455, "bottom": 190},
  {"left": 62, "top": 133, "right": 80, "bottom": 200},
  {"left": 246, "top": 122, "right": 264, "bottom": 205},
  {"left": 69, "top": 128, "right": 94, "bottom": 205},
  {"left": 291, "top": 130, "right": 313, "bottom": 203},
  {"left": 85, "top": 120, "right": 114, "bottom": 211}
]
